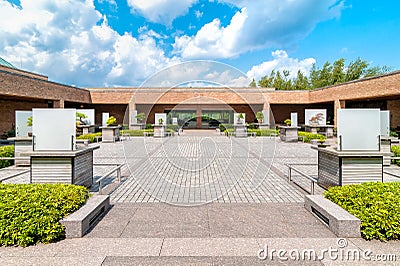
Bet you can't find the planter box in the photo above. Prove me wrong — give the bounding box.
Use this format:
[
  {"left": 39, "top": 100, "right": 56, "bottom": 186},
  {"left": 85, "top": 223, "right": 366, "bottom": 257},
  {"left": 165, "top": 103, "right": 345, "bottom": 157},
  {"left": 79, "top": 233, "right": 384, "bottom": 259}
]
[
  {"left": 8, "top": 137, "right": 32, "bottom": 166},
  {"left": 234, "top": 124, "right": 247, "bottom": 138},
  {"left": 25, "top": 145, "right": 99, "bottom": 188},
  {"left": 279, "top": 126, "right": 299, "bottom": 142},
  {"left": 77, "top": 125, "right": 95, "bottom": 135},
  {"left": 305, "top": 125, "right": 334, "bottom": 138},
  {"left": 100, "top": 126, "right": 120, "bottom": 142},
  {"left": 153, "top": 124, "right": 166, "bottom": 138},
  {"left": 129, "top": 123, "right": 145, "bottom": 130},
  {"left": 318, "top": 147, "right": 384, "bottom": 189}
]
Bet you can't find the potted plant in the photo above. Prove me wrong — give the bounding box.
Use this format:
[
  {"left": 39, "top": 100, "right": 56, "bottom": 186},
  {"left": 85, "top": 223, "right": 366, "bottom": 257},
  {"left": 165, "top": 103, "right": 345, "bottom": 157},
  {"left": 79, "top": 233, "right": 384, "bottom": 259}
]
[
  {"left": 256, "top": 111, "right": 264, "bottom": 124},
  {"left": 158, "top": 118, "right": 164, "bottom": 125},
  {"left": 136, "top": 112, "right": 145, "bottom": 123},
  {"left": 237, "top": 113, "right": 244, "bottom": 124},
  {"left": 106, "top": 116, "right": 117, "bottom": 126},
  {"left": 284, "top": 118, "right": 291, "bottom": 126},
  {"left": 27, "top": 116, "right": 33, "bottom": 137},
  {"left": 76, "top": 112, "right": 88, "bottom": 125}
]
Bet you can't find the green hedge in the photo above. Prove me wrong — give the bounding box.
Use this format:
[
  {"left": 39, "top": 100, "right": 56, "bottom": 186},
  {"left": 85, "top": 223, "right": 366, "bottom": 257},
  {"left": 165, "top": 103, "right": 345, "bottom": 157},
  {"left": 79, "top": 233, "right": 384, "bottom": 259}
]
[
  {"left": 0, "top": 184, "right": 89, "bottom": 246},
  {"left": 325, "top": 182, "right": 400, "bottom": 241},
  {"left": 247, "top": 129, "right": 279, "bottom": 136},
  {"left": 298, "top": 131, "right": 326, "bottom": 143},
  {"left": 392, "top": 146, "right": 400, "bottom": 166},
  {"left": 0, "top": 145, "right": 14, "bottom": 169},
  {"left": 76, "top": 132, "right": 102, "bottom": 143},
  {"left": 121, "top": 129, "right": 153, "bottom": 136}
]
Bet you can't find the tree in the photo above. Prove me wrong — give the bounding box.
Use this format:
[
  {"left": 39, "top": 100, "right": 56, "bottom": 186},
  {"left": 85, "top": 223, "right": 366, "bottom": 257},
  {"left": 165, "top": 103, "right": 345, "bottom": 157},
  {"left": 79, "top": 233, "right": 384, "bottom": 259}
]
[
  {"left": 258, "top": 70, "right": 275, "bottom": 87},
  {"left": 272, "top": 71, "right": 285, "bottom": 90},
  {"left": 293, "top": 70, "right": 309, "bottom": 90},
  {"left": 331, "top": 58, "right": 345, "bottom": 84},
  {"left": 345, "top": 57, "right": 369, "bottom": 81},
  {"left": 249, "top": 78, "right": 257, "bottom": 87}
]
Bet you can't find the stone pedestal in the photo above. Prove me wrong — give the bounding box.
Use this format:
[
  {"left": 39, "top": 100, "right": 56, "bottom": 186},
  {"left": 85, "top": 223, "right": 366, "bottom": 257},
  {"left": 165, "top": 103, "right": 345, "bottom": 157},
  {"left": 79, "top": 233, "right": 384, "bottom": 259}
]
[
  {"left": 380, "top": 137, "right": 392, "bottom": 166},
  {"left": 279, "top": 126, "right": 299, "bottom": 142},
  {"left": 234, "top": 124, "right": 247, "bottom": 138},
  {"left": 318, "top": 147, "right": 384, "bottom": 190},
  {"left": 77, "top": 125, "right": 95, "bottom": 135},
  {"left": 305, "top": 125, "right": 334, "bottom": 138},
  {"left": 100, "top": 126, "right": 120, "bottom": 142},
  {"left": 130, "top": 123, "right": 145, "bottom": 130},
  {"left": 25, "top": 145, "right": 100, "bottom": 188},
  {"left": 259, "top": 123, "right": 270, "bottom": 130},
  {"left": 8, "top": 137, "right": 32, "bottom": 166},
  {"left": 153, "top": 124, "right": 167, "bottom": 138}
]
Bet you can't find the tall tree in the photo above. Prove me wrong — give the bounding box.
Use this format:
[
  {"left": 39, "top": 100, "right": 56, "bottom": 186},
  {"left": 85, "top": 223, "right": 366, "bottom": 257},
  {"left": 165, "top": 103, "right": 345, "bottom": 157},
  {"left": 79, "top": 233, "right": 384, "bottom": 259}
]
[
  {"left": 345, "top": 57, "right": 369, "bottom": 81},
  {"left": 258, "top": 70, "right": 276, "bottom": 87},
  {"left": 249, "top": 78, "right": 257, "bottom": 87},
  {"left": 293, "top": 70, "right": 309, "bottom": 90},
  {"left": 331, "top": 58, "right": 345, "bottom": 84}
]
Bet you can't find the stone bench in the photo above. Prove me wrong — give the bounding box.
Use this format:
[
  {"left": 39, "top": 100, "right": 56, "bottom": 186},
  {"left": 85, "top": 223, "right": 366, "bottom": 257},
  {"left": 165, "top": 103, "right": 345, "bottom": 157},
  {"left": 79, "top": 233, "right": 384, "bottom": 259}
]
[
  {"left": 60, "top": 195, "right": 110, "bottom": 238},
  {"left": 304, "top": 195, "right": 361, "bottom": 238},
  {"left": 76, "top": 139, "right": 90, "bottom": 146}
]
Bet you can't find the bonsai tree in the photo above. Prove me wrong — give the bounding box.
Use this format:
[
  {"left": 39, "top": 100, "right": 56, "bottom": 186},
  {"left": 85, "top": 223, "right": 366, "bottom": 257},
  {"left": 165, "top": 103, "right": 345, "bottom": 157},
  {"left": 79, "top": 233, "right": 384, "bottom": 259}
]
[
  {"left": 106, "top": 116, "right": 117, "bottom": 126},
  {"left": 136, "top": 112, "right": 145, "bottom": 123},
  {"left": 256, "top": 111, "right": 264, "bottom": 123},
  {"left": 158, "top": 118, "right": 164, "bottom": 125},
  {"left": 76, "top": 112, "right": 88, "bottom": 125},
  {"left": 284, "top": 118, "right": 291, "bottom": 126},
  {"left": 27, "top": 116, "right": 33, "bottom": 127},
  {"left": 237, "top": 113, "right": 244, "bottom": 124}
]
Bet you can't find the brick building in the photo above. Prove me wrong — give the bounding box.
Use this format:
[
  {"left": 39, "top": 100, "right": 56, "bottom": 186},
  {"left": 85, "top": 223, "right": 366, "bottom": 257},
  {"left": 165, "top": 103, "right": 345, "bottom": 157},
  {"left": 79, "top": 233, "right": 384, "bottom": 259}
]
[{"left": 1, "top": 58, "right": 400, "bottom": 135}]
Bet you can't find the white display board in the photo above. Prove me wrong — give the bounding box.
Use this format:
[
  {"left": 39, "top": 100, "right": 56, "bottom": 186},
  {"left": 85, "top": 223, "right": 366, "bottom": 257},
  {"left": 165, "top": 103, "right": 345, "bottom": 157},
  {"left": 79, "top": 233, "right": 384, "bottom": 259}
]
[
  {"left": 172, "top": 117, "right": 178, "bottom": 125},
  {"left": 15, "top": 110, "right": 32, "bottom": 137},
  {"left": 291, "top": 112, "right": 298, "bottom": 127},
  {"left": 131, "top": 110, "right": 138, "bottom": 124},
  {"left": 262, "top": 110, "right": 269, "bottom": 124},
  {"left": 338, "top": 109, "right": 380, "bottom": 151},
  {"left": 155, "top": 113, "right": 167, "bottom": 125},
  {"left": 305, "top": 109, "right": 327, "bottom": 126},
  {"left": 33, "top": 109, "right": 76, "bottom": 151},
  {"left": 76, "top": 109, "right": 95, "bottom": 125},
  {"left": 102, "top": 113, "right": 109, "bottom": 126},
  {"left": 380, "top": 111, "right": 390, "bottom": 137},
  {"left": 234, "top": 113, "right": 246, "bottom": 125}
]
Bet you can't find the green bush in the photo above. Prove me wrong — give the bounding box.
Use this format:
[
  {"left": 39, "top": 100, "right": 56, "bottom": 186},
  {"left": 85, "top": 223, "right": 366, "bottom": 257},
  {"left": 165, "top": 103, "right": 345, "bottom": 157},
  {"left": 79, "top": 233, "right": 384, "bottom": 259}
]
[
  {"left": 324, "top": 182, "right": 400, "bottom": 241},
  {"left": 145, "top": 123, "right": 153, "bottom": 129},
  {"left": 120, "top": 129, "right": 153, "bottom": 136},
  {"left": 76, "top": 132, "right": 102, "bottom": 143},
  {"left": 298, "top": 131, "right": 326, "bottom": 143},
  {"left": 390, "top": 130, "right": 399, "bottom": 138},
  {"left": 0, "top": 184, "right": 89, "bottom": 246},
  {"left": 0, "top": 145, "right": 14, "bottom": 169},
  {"left": 247, "top": 129, "right": 279, "bottom": 136},
  {"left": 391, "top": 146, "right": 400, "bottom": 166}
]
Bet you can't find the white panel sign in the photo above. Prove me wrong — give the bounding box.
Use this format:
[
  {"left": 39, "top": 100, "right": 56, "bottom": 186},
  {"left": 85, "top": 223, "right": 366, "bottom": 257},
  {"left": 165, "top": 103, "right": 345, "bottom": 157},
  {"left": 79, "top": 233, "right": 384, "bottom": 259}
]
[
  {"left": 15, "top": 110, "right": 32, "bottom": 137},
  {"left": 172, "top": 117, "right": 178, "bottom": 125},
  {"left": 102, "top": 113, "right": 109, "bottom": 126},
  {"left": 33, "top": 109, "right": 76, "bottom": 151},
  {"left": 155, "top": 113, "right": 167, "bottom": 125},
  {"left": 305, "top": 109, "right": 327, "bottom": 126},
  {"left": 131, "top": 110, "right": 138, "bottom": 124},
  {"left": 76, "top": 109, "right": 95, "bottom": 125},
  {"left": 338, "top": 109, "right": 380, "bottom": 151},
  {"left": 291, "top": 112, "right": 298, "bottom": 127},
  {"left": 262, "top": 110, "right": 269, "bottom": 124},
  {"left": 234, "top": 113, "right": 246, "bottom": 125},
  {"left": 380, "top": 111, "right": 390, "bottom": 137}
]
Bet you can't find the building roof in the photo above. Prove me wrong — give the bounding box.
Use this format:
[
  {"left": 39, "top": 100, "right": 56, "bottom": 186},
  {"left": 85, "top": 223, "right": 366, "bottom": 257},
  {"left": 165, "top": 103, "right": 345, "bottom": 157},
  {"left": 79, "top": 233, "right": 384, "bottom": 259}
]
[{"left": 0, "top": 57, "right": 16, "bottom": 69}]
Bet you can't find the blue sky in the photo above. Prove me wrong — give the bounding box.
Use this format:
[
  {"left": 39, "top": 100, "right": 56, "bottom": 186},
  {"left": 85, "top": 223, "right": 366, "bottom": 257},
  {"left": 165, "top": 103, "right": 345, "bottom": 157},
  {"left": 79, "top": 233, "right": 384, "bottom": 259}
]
[{"left": 0, "top": 0, "right": 399, "bottom": 87}]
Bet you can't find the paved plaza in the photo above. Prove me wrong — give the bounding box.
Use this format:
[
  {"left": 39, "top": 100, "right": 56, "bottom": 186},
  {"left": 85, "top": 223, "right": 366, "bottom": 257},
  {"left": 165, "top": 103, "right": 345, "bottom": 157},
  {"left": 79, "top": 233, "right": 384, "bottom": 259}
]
[{"left": 1, "top": 130, "right": 399, "bottom": 265}]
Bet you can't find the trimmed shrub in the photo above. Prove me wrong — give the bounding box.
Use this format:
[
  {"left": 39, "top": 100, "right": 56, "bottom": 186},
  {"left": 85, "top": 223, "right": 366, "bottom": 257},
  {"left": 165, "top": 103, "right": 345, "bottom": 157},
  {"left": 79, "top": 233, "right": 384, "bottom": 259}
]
[
  {"left": 324, "top": 182, "right": 400, "bottom": 241},
  {"left": 0, "top": 184, "right": 89, "bottom": 246},
  {"left": 392, "top": 146, "right": 400, "bottom": 166},
  {"left": 247, "top": 129, "right": 279, "bottom": 136},
  {"left": 120, "top": 129, "right": 153, "bottom": 136},
  {"left": 390, "top": 130, "right": 399, "bottom": 138},
  {"left": 76, "top": 132, "right": 102, "bottom": 143},
  {"left": 0, "top": 145, "right": 14, "bottom": 169},
  {"left": 298, "top": 131, "right": 326, "bottom": 143}
]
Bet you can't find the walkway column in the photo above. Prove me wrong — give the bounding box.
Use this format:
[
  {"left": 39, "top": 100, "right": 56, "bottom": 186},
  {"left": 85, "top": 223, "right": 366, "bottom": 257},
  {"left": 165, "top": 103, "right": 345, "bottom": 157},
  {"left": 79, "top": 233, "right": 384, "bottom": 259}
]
[
  {"left": 334, "top": 99, "right": 345, "bottom": 127},
  {"left": 54, "top": 99, "right": 64, "bottom": 108},
  {"left": 129, "top": 100, "right": 137, "bottom": 126},
  {"left": 263, "top": 102, "right": 271, "bottom": 125},
  {"left": 196, "top": 105, "right": 202, "bottom": 128}
]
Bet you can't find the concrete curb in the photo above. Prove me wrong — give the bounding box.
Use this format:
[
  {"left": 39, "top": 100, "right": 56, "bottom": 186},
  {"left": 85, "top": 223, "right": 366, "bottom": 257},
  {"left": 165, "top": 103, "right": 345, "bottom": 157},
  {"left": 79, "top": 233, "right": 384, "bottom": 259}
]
[{"left": 304, "top": 195, "right": 361, "bottom": 238}]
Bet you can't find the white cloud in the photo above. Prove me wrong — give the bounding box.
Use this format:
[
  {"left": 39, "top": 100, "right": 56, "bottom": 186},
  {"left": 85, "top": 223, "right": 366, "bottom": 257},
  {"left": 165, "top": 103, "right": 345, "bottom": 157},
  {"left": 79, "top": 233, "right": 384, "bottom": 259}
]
[
  {"left": 246, "top": 50, "right": 316, "bottom": 81},
  {"left": 195, "top": 10, "right": 203, "bottom": 18},
  {"left": 0, "top": 0, "right": 178, "bottom": 87},
  {"left": 173, "top": 0, "right": 344, "bottom": 59},
  {"left": 126, "top": 0, "right": 197, "bottom": 25}
]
